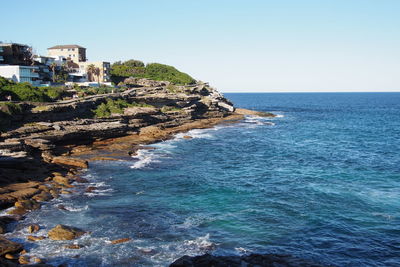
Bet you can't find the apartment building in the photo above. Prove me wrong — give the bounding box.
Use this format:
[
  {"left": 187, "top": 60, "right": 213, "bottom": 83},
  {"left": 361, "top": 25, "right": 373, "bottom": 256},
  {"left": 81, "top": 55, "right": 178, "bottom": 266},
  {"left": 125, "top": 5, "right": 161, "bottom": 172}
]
[
  {"left": 78, "top": 61, "right": 111, "bottom": 83},
  {"left": 47, "top": 45, "right": 86, "bottom": 63},
  {"left": 0, "top": 65, "right": 40, "bottom": 84},
  {"left": 0, "top": 43, "right": 32, "bottom": 65}
]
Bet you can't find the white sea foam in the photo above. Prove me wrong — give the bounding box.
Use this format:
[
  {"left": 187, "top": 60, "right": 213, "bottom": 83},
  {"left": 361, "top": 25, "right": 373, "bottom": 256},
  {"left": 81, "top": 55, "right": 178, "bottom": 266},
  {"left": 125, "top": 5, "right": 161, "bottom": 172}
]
[
  {"left": 130, "top": 149, "right": 160, "bottom": 169},
  {"left": 62, "top": 205, "right": 89, "bottom": 212}
]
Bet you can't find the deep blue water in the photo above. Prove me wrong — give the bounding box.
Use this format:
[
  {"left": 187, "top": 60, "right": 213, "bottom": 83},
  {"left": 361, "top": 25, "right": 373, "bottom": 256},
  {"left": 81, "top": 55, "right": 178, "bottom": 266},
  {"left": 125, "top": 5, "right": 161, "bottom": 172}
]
[{"left": 6, "top": 93, "right": 400, "bottom": 266}]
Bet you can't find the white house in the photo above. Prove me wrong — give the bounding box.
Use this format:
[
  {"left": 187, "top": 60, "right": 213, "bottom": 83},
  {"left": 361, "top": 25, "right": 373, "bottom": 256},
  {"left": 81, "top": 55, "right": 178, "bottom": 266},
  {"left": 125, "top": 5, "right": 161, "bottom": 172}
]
[{"left": 0, "top": 65, "right": 40, "bottom": 85}]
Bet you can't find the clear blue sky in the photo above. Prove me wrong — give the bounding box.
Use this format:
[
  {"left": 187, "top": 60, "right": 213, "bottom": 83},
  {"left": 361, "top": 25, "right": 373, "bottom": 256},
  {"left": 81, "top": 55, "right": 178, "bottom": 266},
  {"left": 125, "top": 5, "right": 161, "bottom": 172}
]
[{"left": 1, "top": 0, "right": 399, "bottom": 92}]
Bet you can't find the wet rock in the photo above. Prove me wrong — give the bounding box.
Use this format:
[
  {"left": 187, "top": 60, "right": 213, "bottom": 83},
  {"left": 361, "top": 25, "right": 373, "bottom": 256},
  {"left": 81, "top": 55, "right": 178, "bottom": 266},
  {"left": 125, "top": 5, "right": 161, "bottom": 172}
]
[
  {"left": 18, "top": 255, "right": 29, "bottom": 264},
  {"left": 52, "top": 157, "right": 88, "bottom": 169},
  {"left": 57, "top": 204, "right": 67, "bottom": 210},
  {"left": 49, "top": 189, "right": 60, "bottom": 198},
  {"left": 169, "top": 254, "right": 326, "bottom": 267},
  {"left": 4, "top": 253, "right": 16, "bottom": 260},
  {"left": 64, "top": 244, "right": 84, "bottom": 249},
  {"left": 9, "top": 188, "right": 41, "bottom": 200},
  {"left": 32, "top": 257, "right": 43, "bottom": 263},
  {"left": 27, "top": 224, "right": 40, "bottom": 233},
  {"left": 0, "top": 216, "right": 17, "bottom": 234},
  {"left": 15, "top": 200, "right": 40, "bottom": 210},
  {"left": 27, "top": 236, "right": 46, "bottom": 242},
  {"left": 110, "top": 238, "right": 131, "bottom": 244},
  {"left": 0, "top": 237, "right": 23, "bottom": 256},
  {"left": 182, "top": 135, "right": 192, "bottom": 139},
  {"left": 32, "top": 191, "right": 53, "bottom": 202},
  {"left": 60, "top": 190, "right": 72, "bottom": 194},
  {"left": 52, "top": 176, "right": 71, "bottom": 186},
  {"left": 7, "top": 207, "right": 28, "bottom": 216},
  {"left": 74, "top": 177, "right": 89, "bottom": 183},
  {"left": 85, "top": 186, "right": 97, "bottom": 193},
  {"left": 48, "top": 224, "right": 85, "bottom": 240}
]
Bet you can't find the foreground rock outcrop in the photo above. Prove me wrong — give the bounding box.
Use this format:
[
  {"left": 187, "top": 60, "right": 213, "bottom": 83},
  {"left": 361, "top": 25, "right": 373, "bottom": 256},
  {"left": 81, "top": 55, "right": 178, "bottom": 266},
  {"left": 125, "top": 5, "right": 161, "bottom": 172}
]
[
  {"left": 48, "top": 224, "right": 86, "bottom": 240},
  {"left": 170, "top": 253, "right": 326, "bottom": 267}
]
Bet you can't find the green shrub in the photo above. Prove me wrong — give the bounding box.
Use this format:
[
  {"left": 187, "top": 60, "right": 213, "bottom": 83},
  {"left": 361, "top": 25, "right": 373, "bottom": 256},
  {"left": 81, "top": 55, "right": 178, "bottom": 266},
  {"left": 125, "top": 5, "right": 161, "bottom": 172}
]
[
  {"left": 93, "top": 98, "right": 132, "bottom": 118},
  {"left": 0, "top": 76, "right": 66, "bottom": 102},
  {"left": 110, "top": 60, "right": 196, "bottom": 85}
]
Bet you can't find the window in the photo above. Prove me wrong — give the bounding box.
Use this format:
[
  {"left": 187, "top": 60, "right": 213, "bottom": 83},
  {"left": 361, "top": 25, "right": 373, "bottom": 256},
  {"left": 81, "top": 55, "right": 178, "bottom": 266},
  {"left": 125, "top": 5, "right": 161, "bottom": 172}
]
[
  {"left": 68, "top": 48, "right": 71, "bottom": 51},
  {"left": 72, "top": 48, "right": 75, "bottom": 51},
  {"left": 61, "top": 49, "right": 63, "bottom": 51}
]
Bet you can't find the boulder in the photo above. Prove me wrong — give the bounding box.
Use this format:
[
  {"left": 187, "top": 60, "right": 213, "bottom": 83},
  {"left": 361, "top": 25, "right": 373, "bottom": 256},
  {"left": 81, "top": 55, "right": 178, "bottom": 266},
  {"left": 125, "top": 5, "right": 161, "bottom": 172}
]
[
  {"left": 0, "top": 237, "right": 23, "bottom": 256},
  {"left": 48, "top": 224, "right": 85, "bottom": 240},
  {"left": 18, "top": 255, "right": 29, "bottom": 264},
  {"left": 74, "top": 177, "right": 89, "bottom": 183},
  {"left": 27, "top": 224, "right": 40, "bottom": 233}
]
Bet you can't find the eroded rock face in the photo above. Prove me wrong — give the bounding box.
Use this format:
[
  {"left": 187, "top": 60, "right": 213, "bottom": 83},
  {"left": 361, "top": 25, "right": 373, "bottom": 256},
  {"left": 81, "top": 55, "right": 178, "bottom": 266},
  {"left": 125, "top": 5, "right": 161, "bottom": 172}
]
[
  {"left": 48, "top": 224, "right": 85, "bottom": 240},
  {"left": 169, "top": 254, "right": 326, "bottom": 267}
]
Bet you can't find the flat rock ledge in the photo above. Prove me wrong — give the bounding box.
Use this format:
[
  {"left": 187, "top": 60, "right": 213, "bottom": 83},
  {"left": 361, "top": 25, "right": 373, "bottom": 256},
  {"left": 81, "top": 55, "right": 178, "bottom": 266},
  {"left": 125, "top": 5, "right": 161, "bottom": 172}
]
[{"left": 169, "top": 253, "right": 327, "bottom": 267}]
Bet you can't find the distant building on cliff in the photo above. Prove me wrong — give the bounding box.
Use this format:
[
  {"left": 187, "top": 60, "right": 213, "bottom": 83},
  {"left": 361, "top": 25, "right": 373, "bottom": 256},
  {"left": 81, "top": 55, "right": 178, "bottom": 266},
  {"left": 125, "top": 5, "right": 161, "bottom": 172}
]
[
  {"left": 47, "top": 44, "right": 87, "bottom": 63},
  {"left": 0, "top": 43, "right": 33, "bottom": 66}
]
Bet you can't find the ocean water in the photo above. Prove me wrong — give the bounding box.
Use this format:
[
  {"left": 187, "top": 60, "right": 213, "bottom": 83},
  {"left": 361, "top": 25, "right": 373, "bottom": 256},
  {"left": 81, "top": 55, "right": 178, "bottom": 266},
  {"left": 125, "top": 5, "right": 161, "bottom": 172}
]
[{"left": 5, "top": 93, "right": 400, "bottom": 266}]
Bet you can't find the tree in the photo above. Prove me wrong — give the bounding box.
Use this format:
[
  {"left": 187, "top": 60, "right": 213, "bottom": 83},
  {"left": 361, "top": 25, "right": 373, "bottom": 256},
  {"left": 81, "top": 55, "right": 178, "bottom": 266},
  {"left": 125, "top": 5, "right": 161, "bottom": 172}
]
[
  {"left": 86, "top": 64, "right": 96, "bottom": 82},
  {"left": 50, "top": 63, "right": 57, "bottom": 83},
  {"left": 94, "top": 67, "right": 101, "bottom": 86}
]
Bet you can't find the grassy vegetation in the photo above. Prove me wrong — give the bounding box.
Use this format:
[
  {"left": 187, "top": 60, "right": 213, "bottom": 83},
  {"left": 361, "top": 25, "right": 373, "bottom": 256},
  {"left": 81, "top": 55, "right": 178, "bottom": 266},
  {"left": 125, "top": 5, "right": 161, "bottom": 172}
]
[
  {"left": 0, "top": 76, "right": 66, "bottom": 102},
  {"left": 92, "top": 99, "right": 154, "bottom": 118},
  {"left": 110, "top": 60, "right": 196, "bottom": 85}
]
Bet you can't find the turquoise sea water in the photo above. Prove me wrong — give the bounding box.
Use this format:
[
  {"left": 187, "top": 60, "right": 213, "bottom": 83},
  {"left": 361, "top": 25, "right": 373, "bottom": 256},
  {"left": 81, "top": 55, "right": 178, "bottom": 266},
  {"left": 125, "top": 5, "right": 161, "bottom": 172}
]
[{"left": 6, "top": 93, "right": 400, "bottom": 266}]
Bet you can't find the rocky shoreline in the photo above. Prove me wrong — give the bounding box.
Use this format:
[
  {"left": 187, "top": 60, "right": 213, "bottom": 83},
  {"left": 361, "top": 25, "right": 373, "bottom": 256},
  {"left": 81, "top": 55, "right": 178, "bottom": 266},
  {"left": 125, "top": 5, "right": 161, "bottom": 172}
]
[
  {"left": 0, "top": 82, "right": 275, "bottom": 266},
  {"left": 0, "top": 82, "right": 326, "bottom": 266}
]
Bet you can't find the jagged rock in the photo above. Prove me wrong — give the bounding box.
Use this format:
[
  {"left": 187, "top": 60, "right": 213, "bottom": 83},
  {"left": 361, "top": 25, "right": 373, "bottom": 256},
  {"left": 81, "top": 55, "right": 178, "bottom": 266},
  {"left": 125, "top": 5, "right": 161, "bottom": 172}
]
[
  {"left": 24, "top": 139, "right": 55, "bottom": 150},
  {"left": 15, "top": 200, "right": 40, "bottom": 210},
  {"left": 8, "top": 188, "right": 41, "bottom": 200},
  {"left": 169, "top": 254, "right": 326, "bottom": 267},
  {"left": 0, "top": 237, "right": 23, "bottom": 256},
  {"left": 182, "top": 135, "right": 192, "bottom": 139},
  {"left": 52, "top": 157, "right": 88, "bottom": 169},
  {"left": 18, "top": 255, "right": 29, "bottom": 264},
  {"left": 52, "top": 176, "right": 71, "bottom": 186},
  {"left": 32, "top": 191, "right": 53, "bottom": 202},
  {"left": 27, "top": 224, "right": 40, "bottom": 233},
  {"left": 48, "top": 224, "right": 85, "bottom": 240}
]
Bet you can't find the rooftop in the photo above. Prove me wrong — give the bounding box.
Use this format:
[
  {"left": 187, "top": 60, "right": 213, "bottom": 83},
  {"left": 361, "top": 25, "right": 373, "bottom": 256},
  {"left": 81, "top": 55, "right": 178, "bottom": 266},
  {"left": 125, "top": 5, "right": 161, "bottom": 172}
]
[{"left": 47, "top": 44, "right": 85, "bottom": 49}]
